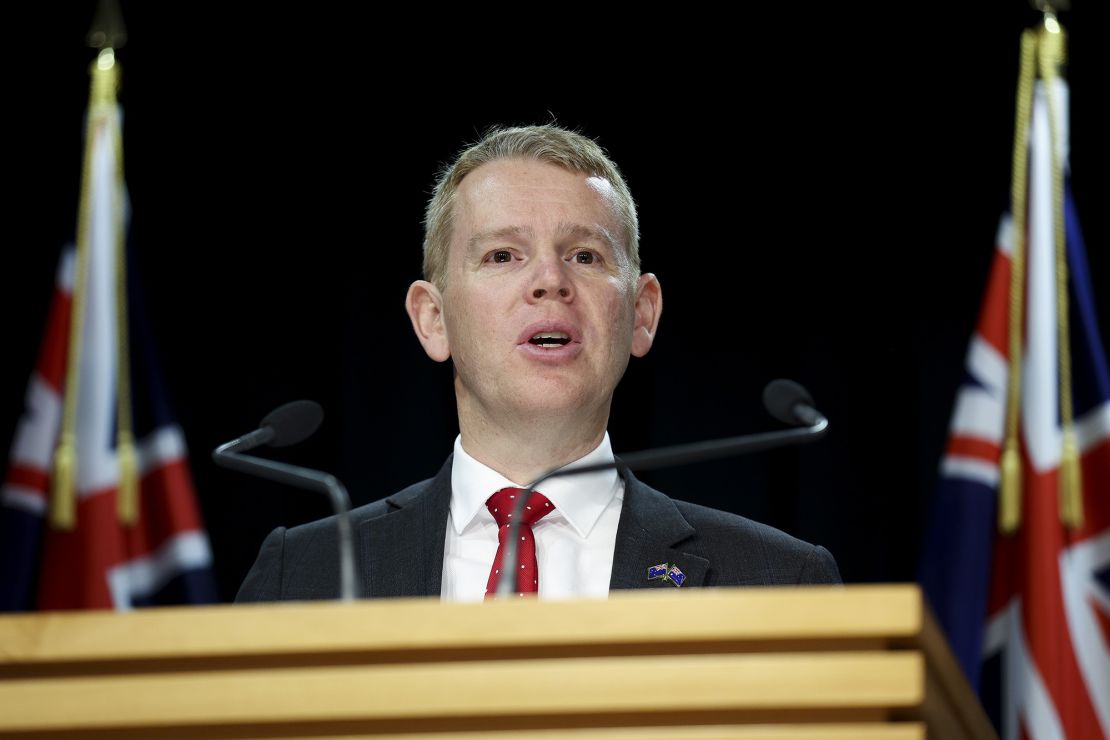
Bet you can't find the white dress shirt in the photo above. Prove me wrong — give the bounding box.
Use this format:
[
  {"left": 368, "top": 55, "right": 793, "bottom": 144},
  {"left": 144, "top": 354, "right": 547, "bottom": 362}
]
[{"left": 440, "top": 433, "right": 624, "bottom": 601}]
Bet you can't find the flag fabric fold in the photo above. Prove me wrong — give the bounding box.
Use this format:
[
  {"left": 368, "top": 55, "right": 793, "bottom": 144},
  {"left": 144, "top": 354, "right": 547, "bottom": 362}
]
[{"left": 1, "top": 54, "right": 217, "bottom": 612}]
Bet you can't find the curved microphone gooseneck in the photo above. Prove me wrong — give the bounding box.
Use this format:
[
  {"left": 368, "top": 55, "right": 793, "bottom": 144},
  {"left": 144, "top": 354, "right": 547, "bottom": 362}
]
[
  {"left": 213, "top": 400, "right": 360, "bottom": 601},
  {"left": 493, "top": 379, "right": 829, "bottom": 597}
]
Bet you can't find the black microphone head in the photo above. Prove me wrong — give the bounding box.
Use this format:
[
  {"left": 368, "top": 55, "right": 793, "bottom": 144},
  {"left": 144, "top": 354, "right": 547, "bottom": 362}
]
[
  {"left": 762, "top": 379, "right": 816, "bottom": 426},
  {"left": 259, "top": 400, "right": 324, "bottom": 447}
]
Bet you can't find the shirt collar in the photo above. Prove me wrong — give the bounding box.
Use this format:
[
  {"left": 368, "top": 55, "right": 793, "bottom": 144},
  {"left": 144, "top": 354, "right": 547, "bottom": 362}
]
[{"left": 450, "top": 433, "right": 620, "bottom": 539}]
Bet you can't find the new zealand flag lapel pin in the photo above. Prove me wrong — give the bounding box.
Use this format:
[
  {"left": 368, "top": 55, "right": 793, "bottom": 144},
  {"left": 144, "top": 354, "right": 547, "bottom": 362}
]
[{"left": 647, "top": 563, "right": 669, "bottom": 581}]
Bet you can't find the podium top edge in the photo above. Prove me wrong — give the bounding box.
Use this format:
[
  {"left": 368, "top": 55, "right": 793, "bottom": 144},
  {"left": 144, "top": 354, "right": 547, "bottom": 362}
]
[{"left": 0, "top": 584, "right": 926, "bottom": 665}]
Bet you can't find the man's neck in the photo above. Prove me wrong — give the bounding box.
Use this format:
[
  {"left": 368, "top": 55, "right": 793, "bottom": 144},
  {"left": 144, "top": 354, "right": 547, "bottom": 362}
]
[{"left": 456, "top": 405, "right": 609, "bottom": 485}]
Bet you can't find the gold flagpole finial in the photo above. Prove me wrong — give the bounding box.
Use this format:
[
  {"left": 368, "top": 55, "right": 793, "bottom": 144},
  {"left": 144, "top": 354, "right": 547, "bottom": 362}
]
[
  {"left": 1030, "top": 0, "right": 1071, "bottom": 13},
  {"left": 87, "top": 0, "right": 127, "bottom": 51},
  {"left": 1036, "top": 3, "right": 1067, "bottom": 69},
  {"left": 1032, "top": 0, "right": 1069, "bottom": 65}
]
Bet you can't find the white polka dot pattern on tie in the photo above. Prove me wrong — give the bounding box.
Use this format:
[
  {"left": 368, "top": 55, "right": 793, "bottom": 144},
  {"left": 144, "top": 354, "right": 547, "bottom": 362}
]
[{"left": 483, "top": 488, "right": 555, "bottom": 599}]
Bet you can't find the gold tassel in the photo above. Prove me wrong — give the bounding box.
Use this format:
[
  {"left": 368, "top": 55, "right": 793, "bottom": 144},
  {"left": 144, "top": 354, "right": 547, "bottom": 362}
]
[
  {"left": 50, "top": 434, "right": 77, "bottom": 530},
  {"left": 996, "top": 30, "right": 1037, "bottom": 536},
  {"left": 998, "top": 440, "right": 1022, "bottom": 533},
  {"left": 1059, "top": 428, "right": 1083, "bottom": 528},
  {"left": 1037, "top": 18, "right": 1083, "bottom": 531},
  {"left": 116, "top": 432, "right": 139, "bottom": 526}
]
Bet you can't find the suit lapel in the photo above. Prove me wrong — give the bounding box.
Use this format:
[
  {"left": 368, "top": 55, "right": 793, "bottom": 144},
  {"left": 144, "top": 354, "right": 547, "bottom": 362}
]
[
  {"left": 610, "top": 470, "right": 709, "bottom": 590},
  {"left": 359, "top": 456, "right": 452, "bottom": 598},
  {"left": 356, "top": 459, "right": 709, "bottom": 596}
]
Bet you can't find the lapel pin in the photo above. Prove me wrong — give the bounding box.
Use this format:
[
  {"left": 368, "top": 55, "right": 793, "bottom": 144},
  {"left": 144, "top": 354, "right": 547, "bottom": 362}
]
[{"left": 647, "top": 563, "right": 686, "bottom": 587}]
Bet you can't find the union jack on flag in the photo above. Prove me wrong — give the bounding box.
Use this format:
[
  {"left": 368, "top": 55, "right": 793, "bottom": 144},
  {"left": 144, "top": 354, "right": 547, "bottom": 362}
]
[
  {"left": 919, "top": 29, "right": 1110, "bottom": 740},
  {"left": 0, "top": 54, "right": 217, "bottom": 611}
]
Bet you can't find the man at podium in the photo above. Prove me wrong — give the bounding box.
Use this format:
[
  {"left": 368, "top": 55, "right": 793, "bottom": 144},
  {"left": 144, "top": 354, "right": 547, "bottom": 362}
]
[{"left": 237, "top": 124, "right": 840, "bottom": 603}]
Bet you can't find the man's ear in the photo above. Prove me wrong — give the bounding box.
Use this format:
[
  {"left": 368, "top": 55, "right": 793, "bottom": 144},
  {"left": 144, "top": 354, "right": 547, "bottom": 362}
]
[
  {"left": 405, "top": 280, "right": 451, "bottom": 362},
  {"left": 631, "top": 273, "right": 662, "bottom": 358}
]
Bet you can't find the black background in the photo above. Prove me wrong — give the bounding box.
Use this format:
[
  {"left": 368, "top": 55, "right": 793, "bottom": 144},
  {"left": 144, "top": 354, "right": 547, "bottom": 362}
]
[{"left": 6, "top": 3, "right": 1108, "bottom": 603}]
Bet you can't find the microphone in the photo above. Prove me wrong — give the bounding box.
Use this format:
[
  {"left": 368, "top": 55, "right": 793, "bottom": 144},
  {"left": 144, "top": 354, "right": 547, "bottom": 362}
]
[
  {"left": 216, "top": 400, "right": 324, "bottom": 455},
  {"left": 762, "top": 378, "right": 827, "bottom": 427},
  {"left": 494, "top": 379, "right": 828, "bottom": 597},
  {"left": 213, "top": 401, "right": 360, "bottom": 601}
]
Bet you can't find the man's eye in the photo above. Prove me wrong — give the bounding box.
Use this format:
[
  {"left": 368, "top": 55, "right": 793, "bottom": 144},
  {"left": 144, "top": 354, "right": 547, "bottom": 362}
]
[
  {"left": 489, "top": 250, "right": 513, "bottom": 263},
  {"left": 573, "top": 251, "right": 596, "bottom": 264}
]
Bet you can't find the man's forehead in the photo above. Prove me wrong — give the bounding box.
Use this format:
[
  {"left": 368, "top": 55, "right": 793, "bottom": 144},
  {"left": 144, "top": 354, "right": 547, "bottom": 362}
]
[
  {"left": 455, "top": 160, "right": 620, "bottom": 234},
  {"left": 461, "top": 158, "right": 615, "bottom": 202},
  {"left": 462, "top": 168, "right": 616, "bottom": 201}
]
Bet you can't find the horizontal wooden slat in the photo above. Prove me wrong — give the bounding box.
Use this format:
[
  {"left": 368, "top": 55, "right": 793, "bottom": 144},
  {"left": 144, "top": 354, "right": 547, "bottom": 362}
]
[
  {"left": 0, "top": 585, "right": 921, "bottom": 665},
  {"left": 348, "top": 724, "right": 927, "bottom": 740},
  {"left": 0, "top": 652, "right": 923, "bottom": 733}
]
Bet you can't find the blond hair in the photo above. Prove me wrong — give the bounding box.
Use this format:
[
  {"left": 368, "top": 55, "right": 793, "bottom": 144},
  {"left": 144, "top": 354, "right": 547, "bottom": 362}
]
[{"left": 422, "top": 125, "right": 640, "bottom": 289}]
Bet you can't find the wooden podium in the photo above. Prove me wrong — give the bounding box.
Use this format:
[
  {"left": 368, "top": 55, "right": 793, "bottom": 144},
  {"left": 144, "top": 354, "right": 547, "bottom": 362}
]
[{"left": 0, "top": 585, "right": 995, "bottom": 738}]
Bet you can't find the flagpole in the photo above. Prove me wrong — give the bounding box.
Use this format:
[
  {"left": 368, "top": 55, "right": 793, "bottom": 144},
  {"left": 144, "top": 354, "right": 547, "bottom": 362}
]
[
  {"left": 87, "top": 1, "right": 141, "bottom": 528},
  {"left": 50, "top": 1, "right": 135, "bottom": 531},
  {"left": 999, "top": 1, "right": 1083, "bottom": 534},
  {"left": 1033, "top": 6, "right": 1084, "bottom": 528}
]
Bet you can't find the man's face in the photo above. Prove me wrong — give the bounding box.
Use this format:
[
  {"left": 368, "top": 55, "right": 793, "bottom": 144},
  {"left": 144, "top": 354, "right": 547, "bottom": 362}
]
[{"left": 413, "top": 158, "right": 660, "bottom": 424}]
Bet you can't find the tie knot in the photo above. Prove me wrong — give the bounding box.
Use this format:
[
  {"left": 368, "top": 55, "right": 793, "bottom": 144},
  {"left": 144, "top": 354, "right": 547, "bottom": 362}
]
[{"left": 486, "top": 487, "right": 554, "bottom": 528}]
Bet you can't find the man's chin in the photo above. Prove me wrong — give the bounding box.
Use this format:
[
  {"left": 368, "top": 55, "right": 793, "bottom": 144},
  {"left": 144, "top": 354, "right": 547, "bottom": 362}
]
[
  {"left": 499, "top": 390, "right": 611, "bottom": 425},
  {"left": 456, "top": 374, "right": 614, "bottom": 426}
]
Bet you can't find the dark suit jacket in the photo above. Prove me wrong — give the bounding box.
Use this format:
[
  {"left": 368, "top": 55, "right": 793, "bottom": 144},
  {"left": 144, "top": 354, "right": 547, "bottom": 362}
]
[{"left": 236, "top": 456, "right": 840, "bottom": 602}]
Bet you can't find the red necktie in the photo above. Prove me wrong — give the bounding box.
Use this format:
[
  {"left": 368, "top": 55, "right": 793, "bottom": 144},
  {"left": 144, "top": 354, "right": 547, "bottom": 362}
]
[{"left": 485, "top": 487, "right": 555, "bottom": 598}]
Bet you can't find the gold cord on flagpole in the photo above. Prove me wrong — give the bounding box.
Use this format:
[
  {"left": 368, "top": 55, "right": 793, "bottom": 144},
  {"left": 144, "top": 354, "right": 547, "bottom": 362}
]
[
  {"left": 999, "top": 30, "right": 1039, "bottom": 535},
  {"left": 1037, "top": 16, "right": 1083, "bottom": 528},
  {"left": 50, "top": 63, "right": 113, "bottom": 531},
  {"left": 52, "top": 49, "right": 138, "bottom": 529},
  {"left": 114, "top": 171, "right": 139, "bottom": 526},
  {"left": 102, "top": 50, "right": 139, "bottom": 527},
  {"left": 86, "top": 5, "right": 138, "bottom": 526}
]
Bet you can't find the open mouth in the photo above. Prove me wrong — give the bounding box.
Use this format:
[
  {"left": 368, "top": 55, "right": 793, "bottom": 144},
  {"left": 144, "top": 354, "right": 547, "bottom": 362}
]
[{"left": 528, "top": 332, "right": 571, "bottom": 348}]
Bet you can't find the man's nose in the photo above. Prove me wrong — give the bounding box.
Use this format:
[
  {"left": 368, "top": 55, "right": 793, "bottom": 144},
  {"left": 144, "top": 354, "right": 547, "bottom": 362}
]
[{"left": 527, "top": 257, "right": 573, "bottom": 302}]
